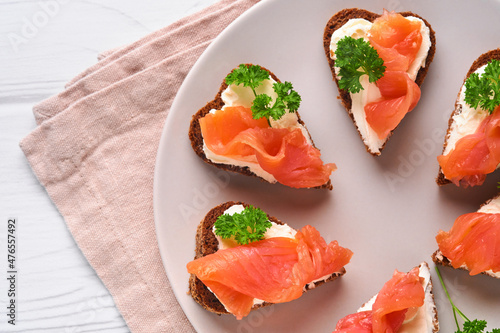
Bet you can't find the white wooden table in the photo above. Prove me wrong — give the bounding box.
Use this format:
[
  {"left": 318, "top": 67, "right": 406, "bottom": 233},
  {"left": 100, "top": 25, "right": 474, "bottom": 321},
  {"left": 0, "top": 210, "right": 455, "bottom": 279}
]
[{"left": 0, "top": 1, "right": 217, "bottom": 331}]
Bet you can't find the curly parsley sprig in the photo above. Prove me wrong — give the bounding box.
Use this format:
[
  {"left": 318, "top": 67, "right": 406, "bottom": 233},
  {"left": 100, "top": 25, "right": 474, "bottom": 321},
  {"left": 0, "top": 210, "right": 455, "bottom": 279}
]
[
  {"left": 335, "top": 36, "right": 386, "bottom": 94},
  {"left": 214, "top": 205, "right": 272, "bottom": 245},
  {"left": 435, "top": 266, "right": 500, "bottom": 333},
  {"left": 464, "top": 59, "right": 500, "bottom": 114},
  {"left": 225, "top": 64, "right": 301, "bottom": 122},
  {"left": 225, "top": 64, "right": 270, "bottom": 97}
]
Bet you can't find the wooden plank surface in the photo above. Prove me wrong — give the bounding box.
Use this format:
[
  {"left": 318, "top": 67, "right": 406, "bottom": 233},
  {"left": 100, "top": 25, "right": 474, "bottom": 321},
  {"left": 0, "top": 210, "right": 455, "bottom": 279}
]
[{"left": 0, "top": 1, "right": 218, "bottom": 331}]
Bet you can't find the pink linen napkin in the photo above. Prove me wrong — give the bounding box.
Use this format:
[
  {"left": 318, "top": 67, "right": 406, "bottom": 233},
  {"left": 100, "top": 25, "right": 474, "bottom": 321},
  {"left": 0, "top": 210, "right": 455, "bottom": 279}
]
[{"left": 19, "top": 0, "right": 260, "bottom": 332}]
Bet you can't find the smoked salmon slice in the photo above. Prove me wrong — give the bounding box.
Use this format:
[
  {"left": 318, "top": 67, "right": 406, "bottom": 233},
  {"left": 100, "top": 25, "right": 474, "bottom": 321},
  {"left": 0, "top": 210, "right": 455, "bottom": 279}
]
[
  {"left": 365, "top": 71, "right": 421, "bottom": 139},
  {"left": 437, "top": 106, "right": 500, "bottom": 187},
  {"left": 200, "top": 106, "right": 336, "bottom": 188},
  {"left": 369, "top": 9, "right": 423, "bottom": 72},
  {"left": 334, "top": 267, "right": 425, "bottom": 332},
  {"left": 187, "top": 225, "right": 353, "bottom": 320},
  {"left": 436, "top": 212, "right": 500, "bottom": 275},
  {"left": 363, "top": 10, "right": 423, "bottom": 140}
]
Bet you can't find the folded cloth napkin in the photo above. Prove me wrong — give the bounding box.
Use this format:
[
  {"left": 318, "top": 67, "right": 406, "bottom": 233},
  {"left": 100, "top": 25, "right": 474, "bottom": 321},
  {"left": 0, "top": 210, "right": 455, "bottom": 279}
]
[{"left": 19, "top": 0, "right": 260, "bottom": 331}]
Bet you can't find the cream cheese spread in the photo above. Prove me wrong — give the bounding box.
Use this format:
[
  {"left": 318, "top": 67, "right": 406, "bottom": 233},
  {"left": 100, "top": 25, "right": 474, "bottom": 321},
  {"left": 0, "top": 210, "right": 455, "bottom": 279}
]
[
  {"left": 329, "top": 16, "right": 431, "bottom": 155},
  {"left": 212, "top": 204, "right": 338, "bottom": 311},
  {"left": 443, "top": 65, "right": 489, "bottom": 156},
  {"left": 483, "top": 269, "right": 500, "bottom": 278},
  {"left": 358, "top": 263, "right": 437, "bottom": 332},
  {"left": 202, "top": 77, "right": 312, "bottom": 182},
  {"left": 478, "top": 194, "right": 500, "bottom": 214}
]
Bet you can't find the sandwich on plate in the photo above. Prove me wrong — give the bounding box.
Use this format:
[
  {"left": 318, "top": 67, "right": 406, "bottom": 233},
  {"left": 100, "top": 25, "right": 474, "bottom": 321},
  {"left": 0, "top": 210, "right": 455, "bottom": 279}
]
[
  {"left": 189, "top": 64, "right": 336, "bottom": 189},
  {"left": 324, "top": 8, "right": 436, "bottom": 155},
  {"left": 437, "top": 49, "right": 500, "bottom": 187},
  {"left": 186, "top": 201, "right": 353, "bottom": 319}
]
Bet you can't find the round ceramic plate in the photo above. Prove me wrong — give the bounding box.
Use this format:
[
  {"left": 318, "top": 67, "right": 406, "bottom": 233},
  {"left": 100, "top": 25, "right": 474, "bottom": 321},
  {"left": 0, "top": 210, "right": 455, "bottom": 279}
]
[{"left": 154, "top": 0, "right": 500, "bottom": 331}]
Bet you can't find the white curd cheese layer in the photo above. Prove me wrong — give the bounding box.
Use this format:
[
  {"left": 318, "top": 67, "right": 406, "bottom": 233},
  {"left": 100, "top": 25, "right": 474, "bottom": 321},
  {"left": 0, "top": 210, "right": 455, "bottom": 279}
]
[
  {"left": 443, "top": 65, "right": 489, "bottom": 156},
  {"left": 329, "top": 16, "right": 431, "bottom": 154},
  {"left": 478, "top": 194, "right": 500, "bottom": 214}
]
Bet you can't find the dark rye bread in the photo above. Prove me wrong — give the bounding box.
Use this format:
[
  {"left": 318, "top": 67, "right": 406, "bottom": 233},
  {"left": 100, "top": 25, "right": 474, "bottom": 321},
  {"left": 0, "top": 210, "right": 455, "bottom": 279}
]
[
  {"left": 323, "top": 8, "right": 436, "bottom": 155},
  {"left": 431, "top": 250, "right": 500, "bottom": 280},
  {"left": 436, "top": 49, "right": 500, "bottom": 185},
  {"left": 432, "top": 193, "right": 500, "bottom": 279},
  {"left": 188, "top": 201, "right": 347, "bottom": 316},
  {"left": 188, "top": 64, "right": 333, "bottom": 190}
]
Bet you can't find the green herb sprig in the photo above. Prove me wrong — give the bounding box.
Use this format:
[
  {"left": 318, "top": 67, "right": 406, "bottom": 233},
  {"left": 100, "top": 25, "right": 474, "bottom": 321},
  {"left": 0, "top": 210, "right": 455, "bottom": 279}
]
[
  {"left": 214, "top": 205, "right": 272, "bottom": 245},
  {"left": 435, "top": 266, "right": 500, "bottom": 333},
  {"left": 225, "top": 64, "right": 270, "bottom": 97},
  {"left": 225, "top": 64, "right": 301, "bottom": 122},
  {"left": 464, "top": 59, "right": 500, "bottom": 114},
  {"left": 335, "top": 36, "right": 386, "bottom": 94}
]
